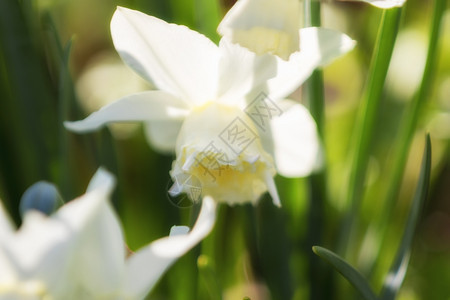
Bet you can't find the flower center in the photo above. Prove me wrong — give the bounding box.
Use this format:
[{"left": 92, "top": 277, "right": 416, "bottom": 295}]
[{"left": 170, "top": 102, "right": 276, "bottom": 205}]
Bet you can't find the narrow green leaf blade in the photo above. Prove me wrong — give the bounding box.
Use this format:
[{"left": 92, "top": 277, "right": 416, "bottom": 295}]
[
  {"left": 339, "top": 7, "right": 402, "bottom": 255},
  {"left": 312, "top": 246, "right": 378, "bottom": 300},
  {"left": 381, "top": 135, "right": 432, "bottom": 300}
]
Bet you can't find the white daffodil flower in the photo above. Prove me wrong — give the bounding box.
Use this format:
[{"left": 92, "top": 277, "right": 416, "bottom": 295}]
[
  {"left": 65, "top": 7, "right": 354, "bottom": 206},
  {"left": 339, "top": 0, "right": 406, "bottom": 8},
  {"left": 0, "top": 169, "right": 216, "bottom": 299}
]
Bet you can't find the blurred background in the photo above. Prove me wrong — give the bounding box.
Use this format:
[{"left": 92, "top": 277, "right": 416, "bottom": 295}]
[{"left": 0, "top": 0, "right": 449, "bottom": 299}]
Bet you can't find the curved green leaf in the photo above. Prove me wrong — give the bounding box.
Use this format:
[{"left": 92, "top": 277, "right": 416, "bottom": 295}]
[
  {"left": 312, "top": 246, "right": 378, "bottom": 300},
  {"left": 381, "top": 135, "right": 432, "bottom": 300}
]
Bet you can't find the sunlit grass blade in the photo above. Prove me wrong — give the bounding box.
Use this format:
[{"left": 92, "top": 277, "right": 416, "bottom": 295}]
[
  {"left": 355, "top": 0, "right": 447, "bottom": 281},
  {"left": 303, "top": 1, "right": 327, "bottom": 299},
  {"left": 312, "top": 246, "right": 378, "bottom": 300},
  {"left": 373, "top": 0, "right": 446, "bottom": 268},
  {"left": 340, "top": 8, "right": 402, "bottom": 253},
  {"left": 380, "top": 135, "right": 432, "bottom": 300},
  {"left": 41, "top": 12, "right": 88, "bottom": 199},
  {"left": 0, "top": 0, "right": 58, "bottom": 220}
]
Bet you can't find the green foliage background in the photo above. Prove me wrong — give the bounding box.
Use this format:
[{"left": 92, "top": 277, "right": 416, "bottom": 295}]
[{"left": 0, "top": 0, "right": 449, "bottom": 299}]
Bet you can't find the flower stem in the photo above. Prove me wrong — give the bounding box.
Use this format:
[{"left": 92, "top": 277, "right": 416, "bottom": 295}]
[
  {"left": 303, "top": 0, "right": 328, "bottom": 299},
  {"left": 340, "top": 8, "right": 402, "bottom": 254}
]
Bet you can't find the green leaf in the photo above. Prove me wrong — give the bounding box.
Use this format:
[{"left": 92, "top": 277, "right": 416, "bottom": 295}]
[
  {"left": 340, "top": 7, "right": 402, "bottom": 254},
  {"left": 303, "top": 2, "right": 328, "bottom": 299},
  {"left": 312, "top": 246, "right": 378, "bottom": 300},
  {"left": 371, "top": 0, "right": 446, "bottom": 271},
  {"left": 0, "top": 0, "right": 58, "bottom": 221},
  {"left": 380, "top": 135, "right": 432, "bottom": 300},
  {"left": 384, "top": 0, "right": 445, "bottom": 206}
]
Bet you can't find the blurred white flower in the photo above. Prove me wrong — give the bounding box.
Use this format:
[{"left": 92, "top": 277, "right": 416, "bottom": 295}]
[
  {"left": 338, "top": 0, "right": 406, "bottom": 8},
  {"left": 0, "top": 169, "right": 216, "bottom": 299},
  {"left": 218, "top": 0, "right": 302, "bottom": 60},
  {"left": 218, "top": 0, "right": 355, "bottom": 61},
  {"left": 76, "top": 52, "right": 151, "bottom": 139},
  {"left": 387, "top": 29, "right": 427, "bottom": 101},
  {"left": 65, "top": 7, "right": 354, "bottom": 206},
  {"left": 0, "top": 169, "right": 115, "bottom": 299}
]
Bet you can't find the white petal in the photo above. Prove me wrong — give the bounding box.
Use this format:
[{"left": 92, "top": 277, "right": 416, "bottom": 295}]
[
  {"left": 300, "top": 27, "right": 356, "bottom": 67},
  {"left": 342, "top": 0, "right": 405, "bottom": 8},
  {"left": 143, "top": 119, "right": 183, "bottom": 153},
  {"left": 64, "top": 91, "right": 189, "bottom": 132},
  {"left": 71, "top": 203, "right": 125, "bottom": 296},
  {"left": 124, "top": 196, "right": 217, "bottom": 299},
  {"left": 0, "top": 201, "right": 15, "bottom": 239},
  {"left": 261, "top": 100, "right": 321, "bottom": 177},
  {"left": 218, "top": 0, "right": 301, "bottom": 35},
  {"left": 1, "top": 169, "right": 117, "bottom": 296},
  {"left": 2, "top": 212, "right": 74, "bottom": 294},
  {"left": 86, "top": 167, "right": 116, "bottom": 192},
  {"left": 170, "top": 226, "right": 189, "bottom": 236},
  {"left": 218, "top": 0, "right": 301, "bottom": 58},
  {"left": 68, "top": 169, "right": 125, "bottom": 295},
  {"left": 216, "top": 38, "right": 278, "bottom": 107},
  {"left": 264, "top": 171, "right": 281, "bottom": 207},
  {"left": 0, "top": 247, "right": 16, "bottom": 283},
  {"left": 111, "top": 7, "right": 219, "bottom": 105},
  {"left": 0, "top": 202, "right": 16, "bottom": 282},
  {"left": 264, "top": 27, "right": 356, "bottom": 100},
  {"left": 366, "top": 0, "right": 406, "bottom": 8}
]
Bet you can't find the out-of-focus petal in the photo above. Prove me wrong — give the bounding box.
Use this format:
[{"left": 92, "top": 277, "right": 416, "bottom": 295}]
[
  {"left": 300, "top": 27, "right": 356, "bottom": 67},
  {"left": 143, "top": 120, "right": 183, "bottom": 153},
  {"left": 264, "top": 27, "right": 355, "bottom": 100},
  {"left": 260, "top": 100, "right": 320, "bottom": 177},
  {"left": 0, "top": 202, "right": 15, "bottom": 239},
  {"left": 111, "top": 7, "right": 219, "bottom": 105},
  {"left": 64, "top": 91, "right": 189, "bottom": 132},
  {"left": 71, "top": 203, "right": 125, "bottom": 297},
  {"left": 1, "top": 169, "right": 116, "bottom": 297},
  {"left": 0, "top": 202, "right": 16, "bottom": 283},
  {"left": 264, "top": 171, "right": 281, "bottom": 207},
  {"left": 218, "top": 0, "right": 301, "bottom": 59},
  {"left": 341, "top": 0, "right": 405, "bottom": 8},
  {"left": 123, "top": 196, "right": 217, "bottom": 299},
  {"left": 67, "top": 169, "right": 124, "bottom": 295}
]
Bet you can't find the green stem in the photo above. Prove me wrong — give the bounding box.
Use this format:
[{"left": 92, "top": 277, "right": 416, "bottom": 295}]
[
  {"left": 304, "top": 1, "right": 328, "bottom": 299},
  {"left": 340, "top": 8, "right": 402, "bottom": 253}
]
